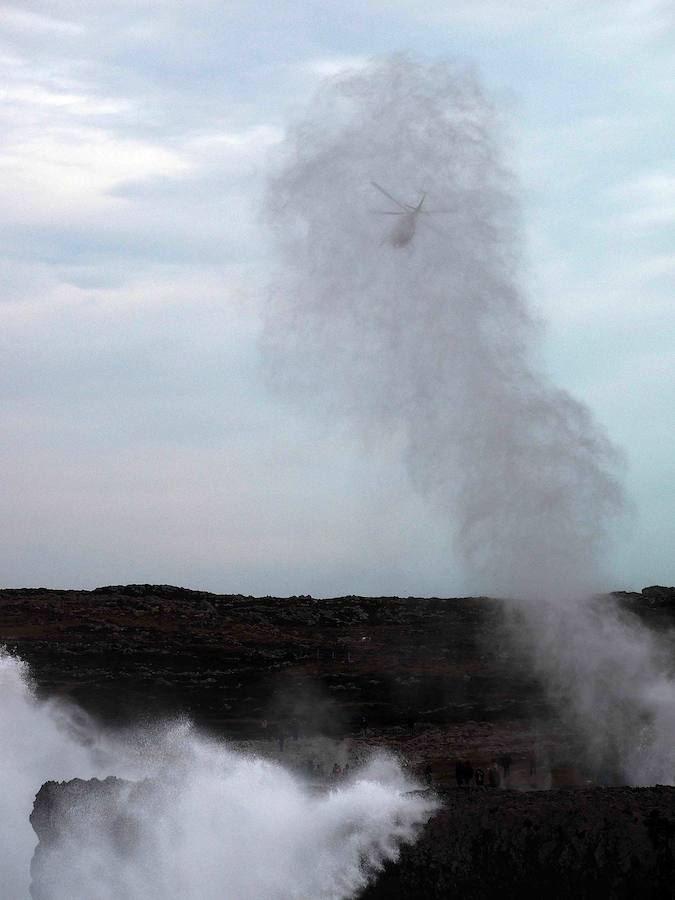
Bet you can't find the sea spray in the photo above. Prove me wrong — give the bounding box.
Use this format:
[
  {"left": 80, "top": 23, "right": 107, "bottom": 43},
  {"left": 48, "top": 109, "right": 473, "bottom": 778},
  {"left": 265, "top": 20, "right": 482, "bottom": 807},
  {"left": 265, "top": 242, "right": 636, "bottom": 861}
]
[
  {"left": 264, "top": 55, "right": 675, "bottom": 783},
  {"left": 0, "top": 651, "right": 435, "bottom": 899}
]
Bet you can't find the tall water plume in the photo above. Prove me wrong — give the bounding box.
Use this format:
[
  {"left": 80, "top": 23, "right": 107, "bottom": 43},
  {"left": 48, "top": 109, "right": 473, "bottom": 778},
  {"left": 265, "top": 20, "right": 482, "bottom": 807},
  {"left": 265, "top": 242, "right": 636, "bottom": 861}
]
[{"left": 264, "top": 55, "right": 674, "bottom": 783}]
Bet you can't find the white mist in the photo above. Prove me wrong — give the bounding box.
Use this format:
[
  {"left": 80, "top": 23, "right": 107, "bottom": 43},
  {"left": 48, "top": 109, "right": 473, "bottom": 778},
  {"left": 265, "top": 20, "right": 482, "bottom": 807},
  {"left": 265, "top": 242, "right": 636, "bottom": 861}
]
[
  {"left": 264, "top": 55, "right": 675, "bottom": 784},
  {"left": 0, "top": 652, "right": 434, "bottom": 899}
]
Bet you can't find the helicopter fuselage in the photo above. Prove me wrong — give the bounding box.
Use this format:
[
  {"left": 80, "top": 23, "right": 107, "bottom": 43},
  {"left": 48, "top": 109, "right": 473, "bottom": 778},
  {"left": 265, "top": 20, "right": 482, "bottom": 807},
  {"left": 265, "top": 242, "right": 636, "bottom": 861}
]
[{"left": 389, "top": 212, "right": 417, "bottom": 247}]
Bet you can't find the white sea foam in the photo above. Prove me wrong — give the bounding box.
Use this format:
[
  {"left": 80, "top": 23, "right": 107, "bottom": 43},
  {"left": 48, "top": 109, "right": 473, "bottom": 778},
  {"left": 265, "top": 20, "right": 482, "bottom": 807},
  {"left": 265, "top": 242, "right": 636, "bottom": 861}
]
[{"left": 0, "top": 651, "right": 434, "bottom": 899}]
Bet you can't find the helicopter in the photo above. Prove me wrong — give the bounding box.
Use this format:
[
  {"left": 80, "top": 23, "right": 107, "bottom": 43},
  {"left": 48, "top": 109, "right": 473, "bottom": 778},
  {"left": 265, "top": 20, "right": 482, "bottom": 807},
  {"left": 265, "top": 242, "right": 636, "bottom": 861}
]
[{"left": 370, "top": 181, "right": 449, "bottom": 247}]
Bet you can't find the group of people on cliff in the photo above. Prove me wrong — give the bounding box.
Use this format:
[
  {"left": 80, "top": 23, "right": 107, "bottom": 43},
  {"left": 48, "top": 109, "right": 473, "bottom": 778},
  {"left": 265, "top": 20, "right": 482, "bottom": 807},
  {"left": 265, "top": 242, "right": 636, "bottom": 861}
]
[{"left": 455, "top": 753, "right": 515, "bottom": 787}]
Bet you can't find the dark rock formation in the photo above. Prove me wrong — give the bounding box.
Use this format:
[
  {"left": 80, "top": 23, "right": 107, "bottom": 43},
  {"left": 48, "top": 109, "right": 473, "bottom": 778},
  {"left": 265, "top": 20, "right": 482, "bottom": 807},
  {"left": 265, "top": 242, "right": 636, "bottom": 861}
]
[
  {"left": 0, "top": 586, "right": 546, "bottom": 732},
  {"left": 30, "top": 776, "right": 160, "bottom": 900},
  {"left": 361, "top": 786, "right": 675, "bottom": 899},
  {"left": 30, "top": 778, "right": 675, "bottom": 900},
  {"left": 1, "top": 584, "right": 672, "bottom": 740}
]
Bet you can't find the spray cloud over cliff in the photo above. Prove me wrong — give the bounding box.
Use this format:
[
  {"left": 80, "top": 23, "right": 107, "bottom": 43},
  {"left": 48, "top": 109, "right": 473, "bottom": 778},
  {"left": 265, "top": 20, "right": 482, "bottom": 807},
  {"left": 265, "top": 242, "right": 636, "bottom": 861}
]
[
  {"left": 0, "top": 652, "right": 433, "bottom": 899},
  {"left": 264, "top": 56, "right": 674, "bottom": 783}
]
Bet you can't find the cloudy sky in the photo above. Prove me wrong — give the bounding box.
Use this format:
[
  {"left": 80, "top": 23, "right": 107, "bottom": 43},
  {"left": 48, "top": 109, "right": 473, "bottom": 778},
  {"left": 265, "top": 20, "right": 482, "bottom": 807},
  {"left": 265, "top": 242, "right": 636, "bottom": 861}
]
[{"left": 1, "top": 1, "right": 673, "bottom": 596}]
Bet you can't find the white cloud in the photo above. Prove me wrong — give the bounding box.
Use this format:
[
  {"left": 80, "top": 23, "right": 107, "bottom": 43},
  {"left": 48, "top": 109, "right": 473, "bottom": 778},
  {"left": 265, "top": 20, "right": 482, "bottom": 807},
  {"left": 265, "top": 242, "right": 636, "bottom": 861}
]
[
  {"left": 187, "top": 125, "right": 283, "bottom": 176},
  {"left": 0, "top": 49, "right": 190, "bottom": 224},
  {"left": 0, "top": 84, "right": 130, "bottom": 115},
  {"left": 0, "top": 5, "right": 84, "bottom": 35},
  {"left": 298, "top": 55, "right": 370, "bottom": 78},
  {"left": 0, "top": 126, "right": 190, "bottom": 221},
  {"left": 380, "top": 0, "right": 674, "bottom": 41},
  {"left": 531, "top": 243, "right": 674, "bottom": 332},
  {"left": 190, "top": 125, "right": 282, "bottom": 151},
  {"left": 628, "top": 252, "right": 675, "bottom": 280},
  {"left": 608, "top": 170, "right": 675, "bottom": 230}
]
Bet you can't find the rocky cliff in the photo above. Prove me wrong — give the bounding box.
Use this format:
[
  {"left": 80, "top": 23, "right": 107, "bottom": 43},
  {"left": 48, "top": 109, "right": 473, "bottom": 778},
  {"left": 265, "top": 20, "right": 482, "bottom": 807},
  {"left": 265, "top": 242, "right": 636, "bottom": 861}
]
[
  {"left": 0, "top": 585, "right": 543, "bottom": 731},
  {"left": 30, "top": 778, "right": 675, "bottom": 900},
  {"left": 361, "top": 786, "right": 675, "bottom": 899},
  {"left": 2, "top": 585, "right": 674, "bottom": 781},
  {"left": 2, "top": 584, "right": 673, "bottom": 732}
]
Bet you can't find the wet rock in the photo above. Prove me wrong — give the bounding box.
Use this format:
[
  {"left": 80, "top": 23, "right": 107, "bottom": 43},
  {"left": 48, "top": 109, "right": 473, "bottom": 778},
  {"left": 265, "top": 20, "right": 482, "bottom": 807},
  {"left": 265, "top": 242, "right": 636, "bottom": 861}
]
[
  {"left": 31, "top": 780, "right": 675, "bottom": 900},
  {"left": 361, "top": 786, "right": 675, "bottom": 899},
  {"left": 30, "top": 776, "right": 160, "bottom": 900},
  {"left": 1, "top": 585, "right": 672, "bottom": 743}
]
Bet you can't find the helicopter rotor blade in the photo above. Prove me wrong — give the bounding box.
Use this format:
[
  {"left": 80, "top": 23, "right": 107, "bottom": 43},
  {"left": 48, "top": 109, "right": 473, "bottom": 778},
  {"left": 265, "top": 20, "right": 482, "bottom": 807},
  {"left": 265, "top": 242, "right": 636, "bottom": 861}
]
[{"left": 370, "top": 181, "right": 408, "bottom": 210}]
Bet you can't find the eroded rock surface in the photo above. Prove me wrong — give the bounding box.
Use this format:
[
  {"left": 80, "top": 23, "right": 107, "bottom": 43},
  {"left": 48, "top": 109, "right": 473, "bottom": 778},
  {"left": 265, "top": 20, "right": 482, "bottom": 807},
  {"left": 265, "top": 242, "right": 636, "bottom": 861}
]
[
  {"left": 31, "top": 779, "right": 675, "bottom": 900},
  {"left": 30, "top": 777, "right": 161, "bottom": 900},
  {"left": 0, "top": 586, "right": 543, "bottom": 730},
  {"left": 361, "top": 786, "right": 675, "bottom": 899},
  {"left": 2, "top": 585, "right": 672, "bottom": 737}
]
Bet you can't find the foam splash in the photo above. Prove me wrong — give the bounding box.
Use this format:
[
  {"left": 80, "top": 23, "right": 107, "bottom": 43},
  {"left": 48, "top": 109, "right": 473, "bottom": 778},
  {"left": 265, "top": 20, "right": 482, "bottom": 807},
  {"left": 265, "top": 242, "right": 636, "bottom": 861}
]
[{"left": 0, "top": 651, "right": 435, "bottom": 899}]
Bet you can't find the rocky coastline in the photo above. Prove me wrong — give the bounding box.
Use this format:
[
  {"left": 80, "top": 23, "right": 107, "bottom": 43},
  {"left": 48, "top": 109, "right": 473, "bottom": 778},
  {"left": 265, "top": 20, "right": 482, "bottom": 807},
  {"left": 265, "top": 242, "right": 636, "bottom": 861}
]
[{"left": 30, "top": 777, "right": 675, "bottom": 899}]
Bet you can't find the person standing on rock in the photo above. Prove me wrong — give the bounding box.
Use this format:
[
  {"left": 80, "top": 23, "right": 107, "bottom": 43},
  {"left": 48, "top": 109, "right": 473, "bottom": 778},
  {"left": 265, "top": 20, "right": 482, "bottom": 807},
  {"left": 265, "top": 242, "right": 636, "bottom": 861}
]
[
  {"left": 464, "top": 759, "right": 474, "bottom": 785},
  {"left": 488, "top": 763, "right": 501, "bottom": 788},
  {"left": 455, "top": 760, "right": 465, "bottom": 786},
  {"left": 527, "top": 749, "right": 537, "bottom": 776}
]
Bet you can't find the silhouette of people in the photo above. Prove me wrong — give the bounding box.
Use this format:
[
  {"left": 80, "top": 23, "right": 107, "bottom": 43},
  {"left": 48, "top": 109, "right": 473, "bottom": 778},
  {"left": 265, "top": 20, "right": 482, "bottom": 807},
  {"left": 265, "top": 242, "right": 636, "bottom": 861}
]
[
  {"left": 277, "top": 725, "right": 286, "bottom": 753},
  {"left": 488, "top": 763, "right": 501, "bottom": 788},
  {"left": 474, "top": 767, "right": 485, "bottom": 786},
  {"left": 455, "top": 759, "right": 474, "bottom": 786},
  {"left": 527, "top": 749, "right": 537, "bottom": 776},
  {"left": 424, "top": 763, "right": 432, "bottom": 786},
  {"left": 455, "top": 760, "right": 465, "bottom": 786},
  {"left": 499, "top": 753, "right": 512, "bottom": 778}
]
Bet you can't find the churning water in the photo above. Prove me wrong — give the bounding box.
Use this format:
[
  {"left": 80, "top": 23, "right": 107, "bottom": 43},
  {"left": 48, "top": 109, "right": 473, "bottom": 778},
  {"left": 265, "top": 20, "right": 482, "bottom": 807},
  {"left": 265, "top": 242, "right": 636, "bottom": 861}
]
[{"left": 0, "top": 652, "right": 434, "bottom": 900}]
